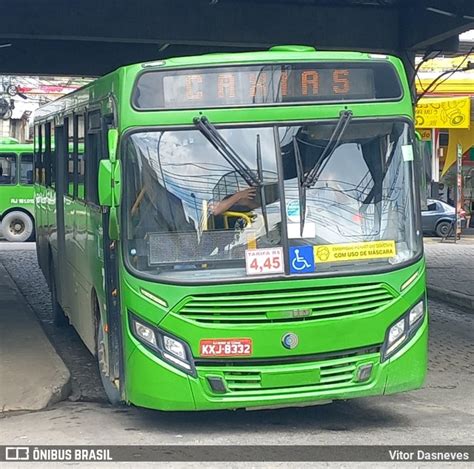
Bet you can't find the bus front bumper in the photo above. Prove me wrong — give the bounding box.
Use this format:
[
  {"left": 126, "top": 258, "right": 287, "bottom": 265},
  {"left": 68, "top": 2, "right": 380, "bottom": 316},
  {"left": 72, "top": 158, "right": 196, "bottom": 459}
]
[{"left": 125, "top": 316, "right": 428, "bottom": 411}]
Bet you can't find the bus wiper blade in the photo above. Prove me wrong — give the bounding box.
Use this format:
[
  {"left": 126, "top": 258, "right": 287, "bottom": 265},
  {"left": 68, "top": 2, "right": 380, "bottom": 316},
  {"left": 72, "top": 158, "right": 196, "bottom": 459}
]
[
  {"left": 193, "top": 116, "right": 259, "bottom": 187},
  {"left": 303, "top": 110, "right": 353, "bottom": 189},
  {"left": 293, "top": 136, "right": 307, "bottom": 237},
  {"left": 256, "top": 134, "right": 269, "bottom": 235},
  {"left": 361, "top": 139, "right": 398, "bottom": 209}
]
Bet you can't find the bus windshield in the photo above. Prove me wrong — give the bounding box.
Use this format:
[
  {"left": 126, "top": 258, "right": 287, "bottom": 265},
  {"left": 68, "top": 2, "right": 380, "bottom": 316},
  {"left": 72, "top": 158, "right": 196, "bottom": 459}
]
[{"left": 124, "top": 120, "right": 421, "bottom": 282}]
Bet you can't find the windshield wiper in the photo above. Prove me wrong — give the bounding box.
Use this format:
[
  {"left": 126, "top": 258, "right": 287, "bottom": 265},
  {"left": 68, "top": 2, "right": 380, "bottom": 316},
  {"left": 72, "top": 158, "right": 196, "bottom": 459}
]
[
  {"left": 303, "top": 110, "right": 353, "bottom": 188},
  {"left": 293, "top": 110, "right": 352, "bottom": 237},
  {"left": 256, "top": 134, "right": 269, "bottom": 235},
  {"left": 293, "top": 136, "right": 307, "bottom": 236},
  {"left": 360, "top": 137, "right": 398, "bottom": 209},
  {"left": 194, "top": 116, "right": 269, "bottom": 234},
  {"left": 193, "top": 116, "right": 259, "bottom": 187}
]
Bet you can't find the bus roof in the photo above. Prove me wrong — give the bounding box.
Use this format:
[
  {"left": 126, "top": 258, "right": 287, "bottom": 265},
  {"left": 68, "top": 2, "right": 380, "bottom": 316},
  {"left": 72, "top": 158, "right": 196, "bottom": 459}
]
[
  {"left": 0, "top": 137, "right": 19, "bottom": 144},
  {"left": 34, "top": 47, "right": 406, "bottom": 122},
  {"left": 0, "top": 143, "right": 34, "bottom": 153},
  {"left": 137, "top": 49, "right": 395, "bottom": 70}
]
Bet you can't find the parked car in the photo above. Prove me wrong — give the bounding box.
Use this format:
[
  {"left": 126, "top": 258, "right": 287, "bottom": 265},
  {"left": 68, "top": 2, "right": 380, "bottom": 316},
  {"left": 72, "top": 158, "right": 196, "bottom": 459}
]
[{"left": 421, "top": 199, "right": 466, "bottom": 237}]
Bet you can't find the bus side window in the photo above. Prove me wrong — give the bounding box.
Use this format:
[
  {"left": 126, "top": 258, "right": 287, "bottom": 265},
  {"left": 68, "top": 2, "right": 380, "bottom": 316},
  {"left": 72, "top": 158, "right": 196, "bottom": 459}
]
[
  {"left": 85, "top": 110, "right": 101, "bottom": 205},
  {"left": 40, "top": 123, "right": 46, "bottom": 184},
  {"left": 67, "top": 116, "right": 74, "bottom": 197},
  {"left": 0, "top": 154, "right": 17, "bottom": 184},
  {"left": 76, "top": 114, "right": 85, "bottom": 200},
  {"left": 44, "top": 122, "right": 52, "bottom": 187},
  {"left": 50, "top": 122, "right": 56, "bottom": 189},
  {"left": 34, "top": 124, "right": 42, "bottom": 184},
  {"left": 20, "top": 154, "right": 33, "bottom": 184}
]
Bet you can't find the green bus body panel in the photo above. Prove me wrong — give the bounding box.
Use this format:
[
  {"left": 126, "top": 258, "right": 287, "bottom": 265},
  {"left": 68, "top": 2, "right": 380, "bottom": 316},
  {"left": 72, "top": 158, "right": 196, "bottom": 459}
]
[
  {"left": 33, "top": 48, "right": 427, "bottom": 411},
  {"left": 123, "top": 260, "right": 427, "bottom": 410},
  {"left": 125, "top": 313, "right": 427, "bottom": 411},
  {"left": 122, "top": 262, "right": 425, "bottom": 359},
  {"left": 0, "top": 144, "right": 35, "bottom": 219}
]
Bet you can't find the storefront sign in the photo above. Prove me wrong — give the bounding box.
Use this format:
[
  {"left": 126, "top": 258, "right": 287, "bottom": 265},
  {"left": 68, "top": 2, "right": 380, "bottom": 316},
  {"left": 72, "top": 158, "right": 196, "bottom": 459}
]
[
  {"left": 415, "top": 97, "right": 471, "bottom": 129},
  {"left": 418, "top": 129, "right": 432, "bottom": 141}
]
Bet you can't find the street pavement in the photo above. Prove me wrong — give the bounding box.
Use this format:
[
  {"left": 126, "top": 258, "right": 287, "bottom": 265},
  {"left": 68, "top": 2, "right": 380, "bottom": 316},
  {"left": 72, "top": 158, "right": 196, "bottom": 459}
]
[
  {"left": 0, "top": 242, "right": 472, "bottom": 453},
  {"left": 0, "top": 243, "right": 105, "bottom": 403},
  {"left": 0, "top": 257, "right": 70, "bottom": 412},
  {"left": 424, "top": 237, "right": 474, "bottom": 312}
]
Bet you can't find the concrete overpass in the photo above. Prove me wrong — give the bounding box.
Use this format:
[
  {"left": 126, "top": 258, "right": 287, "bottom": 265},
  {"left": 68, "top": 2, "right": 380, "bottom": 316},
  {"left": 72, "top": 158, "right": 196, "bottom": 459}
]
[{"left": 0, "top": 0, "right": 473, "bottom": 76}]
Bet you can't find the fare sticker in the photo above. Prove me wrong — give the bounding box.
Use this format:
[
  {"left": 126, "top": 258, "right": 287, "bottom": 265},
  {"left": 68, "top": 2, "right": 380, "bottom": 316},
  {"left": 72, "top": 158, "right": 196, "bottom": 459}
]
[{"left": 245, "top": 247, "right": 284, "bottom": 275}]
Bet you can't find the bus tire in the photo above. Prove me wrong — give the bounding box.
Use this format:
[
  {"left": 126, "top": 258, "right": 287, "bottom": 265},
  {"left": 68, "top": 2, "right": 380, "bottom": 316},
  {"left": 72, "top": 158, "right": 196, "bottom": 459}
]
[
  {"left": 1, "top": 211, "right": 34, "bottom": 242},
  {"left": 50, "top": 259, "right": 69, "bottom": 327},
  {"left": 435, "top": 220, "right": 452, "bottom": 237},
  {"left": 97, "top": 317, "right": 122, "bottom": 405}
]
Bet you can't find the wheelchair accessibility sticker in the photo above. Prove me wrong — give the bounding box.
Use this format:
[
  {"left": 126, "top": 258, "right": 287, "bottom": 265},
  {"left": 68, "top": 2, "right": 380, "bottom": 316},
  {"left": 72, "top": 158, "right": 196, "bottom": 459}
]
[{"left": 289, "top": 246, "right": 315, "bottom": 274}]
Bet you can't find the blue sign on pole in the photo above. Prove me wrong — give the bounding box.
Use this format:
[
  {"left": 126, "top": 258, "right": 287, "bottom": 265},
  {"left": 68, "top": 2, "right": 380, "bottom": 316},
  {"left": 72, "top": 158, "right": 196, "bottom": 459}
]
[{"left": 289, "top": 246, "right": 315, "bottom": 274}]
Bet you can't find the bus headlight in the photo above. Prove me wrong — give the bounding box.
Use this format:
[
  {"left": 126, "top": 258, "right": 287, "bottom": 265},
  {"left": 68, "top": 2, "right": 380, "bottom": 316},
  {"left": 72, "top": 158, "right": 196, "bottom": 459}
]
[
  {"left": 163, "top": 336, "right": 187, "bottom": 361},
  {"left": 129, "top": 313, "right": 196, "bottom": 376},
  {"left": 409, "top": 301, "right": 424, "bottom": 326},
  {"left": 133, "top": 321, "right": 157, "bottom": 348},
  {"left": 382, "top": 299, "right": 426, "bottom": 362},
  {"left": 386, "top": 318, "right": 406, "bottom": 354}
]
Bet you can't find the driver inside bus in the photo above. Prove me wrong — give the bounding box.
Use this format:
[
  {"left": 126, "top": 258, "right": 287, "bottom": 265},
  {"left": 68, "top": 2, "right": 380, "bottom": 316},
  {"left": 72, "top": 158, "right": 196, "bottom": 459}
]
[
  {"left": 208, "top": 186, "right": 259, "bottom": 232},
  {"left": 210, "top": 186, "right": 259, "bottom": 216}
]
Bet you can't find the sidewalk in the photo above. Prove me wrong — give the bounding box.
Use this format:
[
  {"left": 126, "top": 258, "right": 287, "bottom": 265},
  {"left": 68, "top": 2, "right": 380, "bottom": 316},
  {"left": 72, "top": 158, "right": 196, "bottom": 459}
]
[
  {"left": 424, "top": 233, "right": 474, "bottom": 312},
  {"left": 0, "top": 260, "right": 70, "bottom": 412}
]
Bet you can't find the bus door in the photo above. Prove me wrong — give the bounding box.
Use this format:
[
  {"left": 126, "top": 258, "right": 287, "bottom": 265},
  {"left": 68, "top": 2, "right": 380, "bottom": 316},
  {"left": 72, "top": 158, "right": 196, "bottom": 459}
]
[
  {"left": 100, "top": 114, "right": 124, "bottom": 397},
  {"left": 54, "top": 124, "right": 68, "bottom": 309}
]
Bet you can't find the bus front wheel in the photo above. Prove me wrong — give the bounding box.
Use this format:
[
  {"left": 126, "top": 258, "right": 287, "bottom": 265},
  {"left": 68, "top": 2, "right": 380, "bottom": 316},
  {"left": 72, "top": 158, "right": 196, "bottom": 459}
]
[
  {"left": 1, "top": 211, "right": 34, "bottom": 242},
  {"left": 96, "top": 317, "right": 122, "bottom": 405}
]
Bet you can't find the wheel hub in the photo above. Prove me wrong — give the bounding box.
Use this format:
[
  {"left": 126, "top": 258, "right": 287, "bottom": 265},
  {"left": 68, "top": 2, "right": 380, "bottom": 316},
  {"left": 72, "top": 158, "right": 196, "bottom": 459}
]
[{"left": 10, "top": 220, "right": 25, "bottom": 234}]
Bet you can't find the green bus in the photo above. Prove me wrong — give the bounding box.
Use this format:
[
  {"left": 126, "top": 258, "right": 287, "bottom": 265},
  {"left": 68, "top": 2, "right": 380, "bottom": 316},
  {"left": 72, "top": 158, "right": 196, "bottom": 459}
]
[
  {"left": 0, "top": 138, "right": 35, "bottom": 242},
  {"left": 34, "top": 46, "right": 427, "bottom": 411}
]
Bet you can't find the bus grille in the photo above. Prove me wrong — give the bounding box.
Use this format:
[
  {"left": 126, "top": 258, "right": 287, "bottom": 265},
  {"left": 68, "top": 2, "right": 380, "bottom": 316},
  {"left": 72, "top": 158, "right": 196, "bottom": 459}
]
[
  {"left": 199, "top": 351, "right": 380, "bottom": 396},
  {"left": 224, "top": 362, "right": 355, "bottom": 392},
  {"left": 175, "top": 283, "right": 396, "bottom": 324}
]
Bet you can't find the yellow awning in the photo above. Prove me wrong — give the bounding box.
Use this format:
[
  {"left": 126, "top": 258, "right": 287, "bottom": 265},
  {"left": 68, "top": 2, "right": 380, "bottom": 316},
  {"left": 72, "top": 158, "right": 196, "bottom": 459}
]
[
  {"left": 442, "top": 128, "right": 474, "bottom": 177},
  {"left": 416, "top": 78, "right": 474, "bottom": 95}
]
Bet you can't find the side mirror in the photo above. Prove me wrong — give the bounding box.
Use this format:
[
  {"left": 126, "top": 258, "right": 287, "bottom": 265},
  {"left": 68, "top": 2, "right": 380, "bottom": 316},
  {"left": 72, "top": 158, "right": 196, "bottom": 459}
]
[
  {"left": 98, "top": 128, "right": 122, "bottom": 240},
  {"left": 98, "top": 159, "right": 122, "bottom": 206},
  {"left": 98, "top": 160, "right": 113, "bottom": 207},
  {"left": 99, "top": 129, "right": 122, "bottom": 206}
]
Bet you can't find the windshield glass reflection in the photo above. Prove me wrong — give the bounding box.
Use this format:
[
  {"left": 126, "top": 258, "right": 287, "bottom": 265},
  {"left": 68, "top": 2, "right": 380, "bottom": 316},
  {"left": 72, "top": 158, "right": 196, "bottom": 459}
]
[{"left": 123, "top": 121, "right": 421, "bottom": 282}]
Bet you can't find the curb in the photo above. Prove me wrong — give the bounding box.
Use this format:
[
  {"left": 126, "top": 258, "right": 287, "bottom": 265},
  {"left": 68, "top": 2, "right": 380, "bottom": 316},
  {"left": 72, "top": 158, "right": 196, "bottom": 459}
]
[
  {"left": 0, "top": 262, "right": 71, "bottom": 413},
  {"left": 427, "top": 285, "right": 474, "bottom": 313}
]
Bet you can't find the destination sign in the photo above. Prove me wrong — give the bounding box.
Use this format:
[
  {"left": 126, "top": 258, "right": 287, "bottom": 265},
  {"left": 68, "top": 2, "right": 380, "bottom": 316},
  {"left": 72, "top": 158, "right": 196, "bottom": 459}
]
[{"left": 134, "top": 62, "right": 402, "bottom": 109}]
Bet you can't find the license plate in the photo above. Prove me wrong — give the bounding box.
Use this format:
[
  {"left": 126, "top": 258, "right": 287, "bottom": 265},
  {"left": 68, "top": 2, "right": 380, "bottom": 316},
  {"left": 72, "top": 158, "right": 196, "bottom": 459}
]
[{"left": 199, "top": 339, "right": 252, "bottom": 357}]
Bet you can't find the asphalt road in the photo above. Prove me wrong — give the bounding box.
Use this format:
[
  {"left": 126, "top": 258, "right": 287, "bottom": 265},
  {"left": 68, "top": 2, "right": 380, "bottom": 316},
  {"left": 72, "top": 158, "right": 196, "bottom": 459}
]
[{"left": 0, "top": 242, "right": 473, "bottom": 450}]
